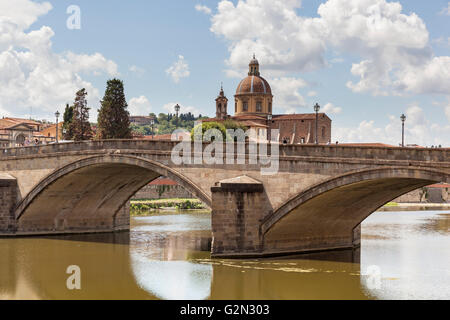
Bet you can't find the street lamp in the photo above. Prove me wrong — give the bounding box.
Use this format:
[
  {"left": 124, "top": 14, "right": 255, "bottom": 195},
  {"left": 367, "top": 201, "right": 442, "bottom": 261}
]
[
  {"left": 174, "top": 104, "right": 180, "bottom": 128},
  {"left": 314, "top": 103, "right": 320, "bottom": 144},
  {"left": 150, "top": 118, "right": 155, "bottom": 139},
  {"left": 400, "top": 114, "right": 406, "bottom": 147},
  {"left": 267, "top": 114, "right": 272, "bottom": 142},
  {"left": 55, "top": 110, "right": 60, "bottom": 143}
]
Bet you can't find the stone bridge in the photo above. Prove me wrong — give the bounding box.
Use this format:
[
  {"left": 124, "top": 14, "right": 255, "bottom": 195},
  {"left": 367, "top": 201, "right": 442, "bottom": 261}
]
[{"left": 0, "top": 140, "right": 448, "bottom": 258}]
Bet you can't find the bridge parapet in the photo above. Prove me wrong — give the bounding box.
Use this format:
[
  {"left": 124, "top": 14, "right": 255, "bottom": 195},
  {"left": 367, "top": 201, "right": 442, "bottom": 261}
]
[{"left": 0, "top": 140, "right": 448, "bottom": 164}]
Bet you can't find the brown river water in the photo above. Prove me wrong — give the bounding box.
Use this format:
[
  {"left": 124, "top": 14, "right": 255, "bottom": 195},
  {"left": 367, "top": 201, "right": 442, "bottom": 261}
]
[{"left": 0, "top": 210, "right": 449, "bottom": 300}]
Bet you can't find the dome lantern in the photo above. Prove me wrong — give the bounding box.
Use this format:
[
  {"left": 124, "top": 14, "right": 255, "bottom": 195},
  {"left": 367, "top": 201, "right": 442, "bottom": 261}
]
[{"left": 248, "top": 54, "right": 260, "bottom": 76}]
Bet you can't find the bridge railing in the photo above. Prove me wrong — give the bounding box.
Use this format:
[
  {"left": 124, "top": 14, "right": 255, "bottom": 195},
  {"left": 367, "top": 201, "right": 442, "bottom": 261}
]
[{"left": 0, "top": 139, "right": 448, "bottom": 163}]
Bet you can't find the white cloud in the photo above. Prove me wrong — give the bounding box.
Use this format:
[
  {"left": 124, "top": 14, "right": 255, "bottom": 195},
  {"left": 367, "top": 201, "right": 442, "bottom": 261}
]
[
  {"left": 307, "top": 91, "right": 317, "bottom": 97},
  {"left": 0, "top": 0, "right": 118, "bottom": 120},
  {"left": 210, "top": 0, "right": 326, "bottom": 76},
  {"left": 129, "top": 96, "right": 151, "bottom": 116},
  {"left": 162, "top": 102, "right": 201, "bottom": 116},
  {"left": 322, "top": 102, "right": 342, "bottom": 114},
  {"left": 270, "top": 77, "right": 308, "bottom": 113},
  {"left": 432, "top": 36, "right": 450, "bottom": 47},
  {"left": 210, "top": 0, "right": 450, "bottom": 96},
  {"left": 166, "top": 55, "right": 190, "bottom": 83},
  {"left": 445, "top": 102, "right": 450, "bottom": 123},
  {"left": 129, "top": 65, "right": 145, "bottom": 75},
  {"left": 439, "top": 2, "right": 450, "bottom": 16},
  {"left": 334, "top": 105, "right": 450, "bottom": 147},
  {"left": 195, "top": 4, "right": 212, "bottom": 15},
  {"left": 0, "top": 0, "right": 52, "bottom": 29}
]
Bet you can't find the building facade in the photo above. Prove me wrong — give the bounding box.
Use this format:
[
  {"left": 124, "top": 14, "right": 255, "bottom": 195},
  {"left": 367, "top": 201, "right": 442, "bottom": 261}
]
[
  {"left": 209, "top": 56, "right": 332, "bottom": 144},
  {"left": 130, "top": 116, "right": 155, "bottom": 126},
  {"left": 0, "top": 118, "right": 55, "bottom": 147}
]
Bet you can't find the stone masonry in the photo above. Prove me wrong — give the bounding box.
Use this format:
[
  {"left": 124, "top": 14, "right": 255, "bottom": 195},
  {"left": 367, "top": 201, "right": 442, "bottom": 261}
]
[{"left": 0, "top": 140, "right": 447, "bottom": 257}]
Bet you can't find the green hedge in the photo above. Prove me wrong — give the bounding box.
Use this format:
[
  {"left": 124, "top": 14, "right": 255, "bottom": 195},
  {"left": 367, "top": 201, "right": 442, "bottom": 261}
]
[{"left": 130, "top": 198, "right": 205, "bottom": 214}]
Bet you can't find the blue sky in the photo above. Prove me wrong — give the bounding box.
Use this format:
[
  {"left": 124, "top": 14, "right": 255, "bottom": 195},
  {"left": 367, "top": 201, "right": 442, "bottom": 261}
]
[{"left": 1, "top": 0, "right": 449, "bottom": 146}]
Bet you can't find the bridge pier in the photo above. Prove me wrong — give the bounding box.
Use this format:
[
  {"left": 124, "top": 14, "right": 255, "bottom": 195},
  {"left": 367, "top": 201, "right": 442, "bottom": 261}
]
[
  {"left": 211, "top": 176, "right": 271, "bottom": 258},
  {"left": 0, "top": 174, "right": 18, "bottom": 234}
]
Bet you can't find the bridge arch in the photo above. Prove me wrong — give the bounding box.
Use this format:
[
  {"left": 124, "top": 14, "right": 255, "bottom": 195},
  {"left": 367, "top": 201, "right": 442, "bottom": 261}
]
[
  {"left": 261, "top": 167, "right": 450, "bottom": 255},
  {"left": 15, "top": 154, "right": 211, "bottom": 234}
]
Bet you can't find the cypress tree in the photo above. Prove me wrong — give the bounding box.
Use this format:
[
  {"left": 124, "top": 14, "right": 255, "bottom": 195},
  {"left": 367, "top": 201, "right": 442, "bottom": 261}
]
[
  {"left": 97, "top": 79, "right": 132, "bottom": 139},
  {"left": 62, "top": 103, "right": 74, "bottom": 140},
  {"left": 69, "top": 88, "right": 92, "bottom": 141}
]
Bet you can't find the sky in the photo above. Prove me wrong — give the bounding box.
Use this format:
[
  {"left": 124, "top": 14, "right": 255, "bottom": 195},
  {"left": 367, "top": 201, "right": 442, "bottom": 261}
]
[{"left": 0, "top": 0, "right": 449, "bottom": 147}]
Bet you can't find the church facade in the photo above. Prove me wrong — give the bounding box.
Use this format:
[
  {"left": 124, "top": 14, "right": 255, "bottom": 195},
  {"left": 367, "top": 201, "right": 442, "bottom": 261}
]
[{"left": 208, "top": 56, "right": 332, "bottom": 144}]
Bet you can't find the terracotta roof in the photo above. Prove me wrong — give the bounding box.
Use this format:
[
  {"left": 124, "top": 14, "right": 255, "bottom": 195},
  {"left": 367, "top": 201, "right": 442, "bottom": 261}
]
[
  {"left": 135, "top": 132, "right": 190, "bottom": 141},
  {"left": 233, "top": 114, "right": 267, "bottom": 121},
  {"left": 1, "top": 117, "right": 41, "bottom": 125},
  {"left": 149, "top": 177, "right": 178, "bottom": 186},
  {"left": 427, "top": 183, "right": 450, "bottom": 189},
  {"left": 239, "top": 120, "right": 268, "bottom": 128},
  {"left": 338, "top": 143, "right": 396, "bottom": 148},
  {"left": 272, "top": 113, "right": 330, "bottom": 121},
  {"left": 236, "top": 75, "right": 272, "bottom": 95}
]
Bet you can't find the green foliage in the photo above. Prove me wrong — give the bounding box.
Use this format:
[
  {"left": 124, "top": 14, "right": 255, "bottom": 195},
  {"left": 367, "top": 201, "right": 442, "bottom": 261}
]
[
  {"left": 131, "top": 112, "right": 208, "bottom": 136},
  {"left": 97, "top": 78, "right": 132, "bottom": 139},
  {"left": 62, "top": 104, "right": 74, "bottom": 140},
  {"left": 190, "top": 121, "right": 230, "bottom": 141},
  {"left": 222, "top": 119, "right": 248, "bottom": 131},
  {"left": 130, "top": 124, "right": 153, "bottom": 136},
  {"left": 129, "top": 198, "right": 205, "bottom": 215},
  {"left": 69, "top": 89, "right": 92, "bottom": 141}
]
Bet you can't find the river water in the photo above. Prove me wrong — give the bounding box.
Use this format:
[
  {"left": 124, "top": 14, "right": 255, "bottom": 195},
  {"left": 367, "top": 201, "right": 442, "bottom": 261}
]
[{"left": 0, "top": 210, "right": 448, "bottom": 300}]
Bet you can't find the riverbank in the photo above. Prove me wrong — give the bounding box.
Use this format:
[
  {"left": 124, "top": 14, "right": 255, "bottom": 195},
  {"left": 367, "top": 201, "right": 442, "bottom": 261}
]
[
  {"left": 379, "top": 202, "right": 450, "bottom": 212},
  {"left": 130, "top": 198, "right": 206, "bottom": 216}
]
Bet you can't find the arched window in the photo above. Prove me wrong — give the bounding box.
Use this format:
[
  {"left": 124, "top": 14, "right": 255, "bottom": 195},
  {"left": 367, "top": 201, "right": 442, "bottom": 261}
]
[
  {"left": 322, "top": 127, "right": 326, "bottom": 138},
  {"left": 243, "top": 101, "right": 248, "bottom": 111},
  {"left": 269, "top": 102, "right": 272, "bottom": 113},
  {"left": 256, "top": 101, "right": 262, "bottom": 112},
  {"left": 235, "top": 102, "right": 237, "bottom": 113},
  {"left": 16, "top": 134, "right": 25, "bottom": 146}
]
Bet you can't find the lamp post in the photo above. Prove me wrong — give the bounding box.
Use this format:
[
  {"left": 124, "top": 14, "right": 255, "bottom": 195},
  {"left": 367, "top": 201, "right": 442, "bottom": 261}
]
[
  {"left": 174, "top": 104, "right": 180, "bottom": 128},
  {"left": 400, "top": 114, "right": 406, "bottom": 147},
  {"left": 267, "top": 114, "right": 272, "bottom": 142},
  {"left": 150, "top": 118, "right": 155, "bottom": 140},
  {"left": 55, "top": 110, "right": 60, "bottom": 143},
  {"left": 314, "top": 103, "right": 320, "bottom": 144}
]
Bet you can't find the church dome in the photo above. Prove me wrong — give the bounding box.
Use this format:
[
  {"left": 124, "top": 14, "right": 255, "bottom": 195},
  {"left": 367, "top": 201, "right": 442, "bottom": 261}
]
[
  {"left": 233, "top": 55, "right": 273, "bottom": 116},
  {"left": 235, "top": 75, "right": 272, "bottom": 95}
]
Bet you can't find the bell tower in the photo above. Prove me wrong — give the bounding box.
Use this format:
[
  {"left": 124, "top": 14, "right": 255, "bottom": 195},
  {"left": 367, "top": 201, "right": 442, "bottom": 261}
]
[{"left": 215, "top": 84, "right": 228, "bottom": 120}]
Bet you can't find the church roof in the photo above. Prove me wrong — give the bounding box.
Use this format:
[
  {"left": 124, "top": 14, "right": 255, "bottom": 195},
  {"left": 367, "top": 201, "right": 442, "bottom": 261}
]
[
  {"left": 273, "top": 113, "right": 331, "bottom": 121},
  {"left": 236, "top": 75, "right": 272, "bottom": 95}
]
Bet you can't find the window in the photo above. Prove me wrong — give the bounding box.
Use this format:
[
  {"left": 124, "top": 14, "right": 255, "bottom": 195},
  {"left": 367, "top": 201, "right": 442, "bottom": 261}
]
[
  {"left": 322, "top": 127, "right": 326, "bottom": 138},
  {"left": 235, "top": 102, "right": 237, "bottom": 113},
  {"left": 269, "top": 102, "right": 272, "bottom": 113},
  {"left": 243, "top": 101, "right": 248, "bottom": 111},
  {"left": 256, "top": 101, "right": 262, "bottom": 112}
]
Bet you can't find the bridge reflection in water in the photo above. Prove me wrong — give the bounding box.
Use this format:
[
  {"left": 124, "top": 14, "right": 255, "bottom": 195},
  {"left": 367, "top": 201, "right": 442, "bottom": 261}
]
[{"left": 0, "top": 210, "right": 449, "bottom": 300}]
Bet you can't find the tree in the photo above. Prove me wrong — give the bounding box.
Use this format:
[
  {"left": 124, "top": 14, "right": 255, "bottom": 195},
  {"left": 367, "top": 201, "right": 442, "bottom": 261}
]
[
  {"left": 190, "top": 121, "right": 230, "bottom": 141},
  {"left": 62, "top": 104, "right": 74, "bottom": 140},
  {"left": 69, "top": 89, "right": 92, "bottom": 141},
  {"left": 97, "top": 79, "right": 132, "bottom": 139}
]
